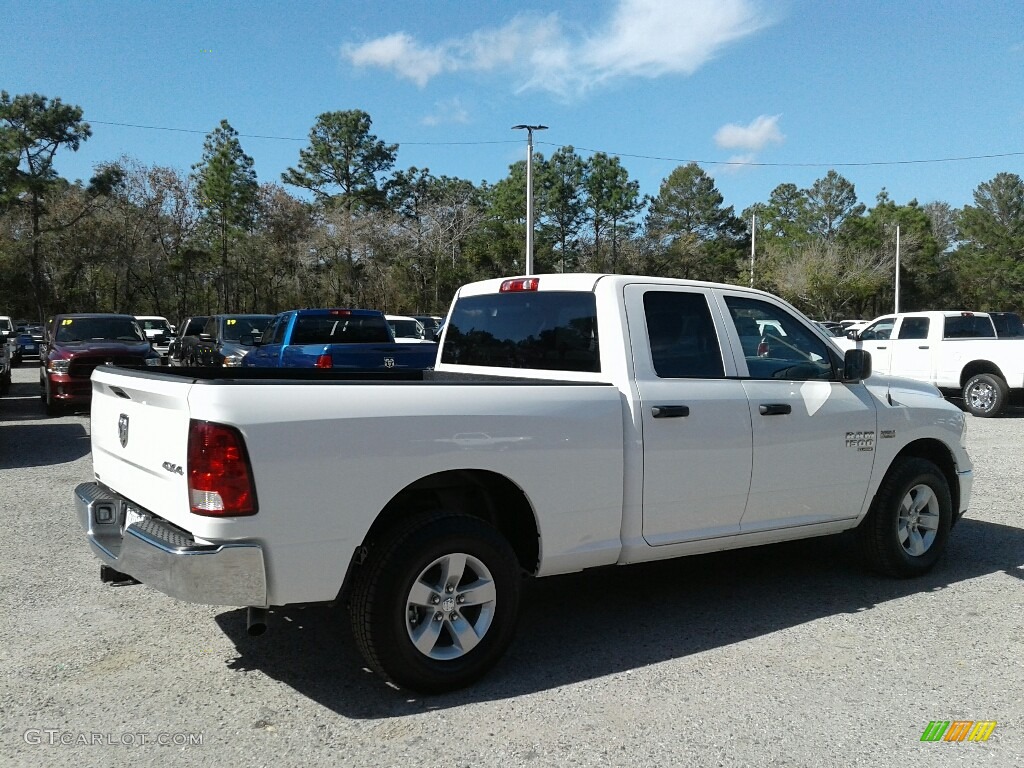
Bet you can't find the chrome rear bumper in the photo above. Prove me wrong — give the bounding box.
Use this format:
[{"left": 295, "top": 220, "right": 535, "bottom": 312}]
[{"left": 75, "top": 482, "right": 267, "bottom": 607}]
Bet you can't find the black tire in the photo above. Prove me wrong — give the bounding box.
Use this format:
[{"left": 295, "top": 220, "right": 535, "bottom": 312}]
[
  {"left": 42, "top": 379, "right": 61, "bottom": 416},
  {"left": 962, "top": 373, "right": 1007, "bottom": 417},
  {"left": 857, "top": 457, "right": 952, "bottom": 578},
  {"left": 349, "top": 512, "right": 521, "bottom": 693}
]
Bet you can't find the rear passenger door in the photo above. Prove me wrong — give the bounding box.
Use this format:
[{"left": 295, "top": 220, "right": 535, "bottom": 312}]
[
  {"left": 889, "top": 316, "right": 933, "bottom": 381},
  {"left": 719, "top": 292, "right": 877, "bottom": 532},
  {"left": 625, "top": 284, "right": 753, "bottom": 546}
]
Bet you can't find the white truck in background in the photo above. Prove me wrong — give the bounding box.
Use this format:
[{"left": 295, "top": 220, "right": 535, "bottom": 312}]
[
  {"left": 76, "top": 274, "right": 973, "bottom": 692},
  {"left": 837, "top": 310, "right": 1024, "bottom": 417}
]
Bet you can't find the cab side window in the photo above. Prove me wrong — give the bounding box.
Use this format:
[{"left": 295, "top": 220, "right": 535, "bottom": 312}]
[
  {"left": 860, "top": 318, "right": 895, "bottom": 341},
  {"left": 725, "top": 296, "right": 834, "bottom": 381},
  {"left": 270, "top": 316, "right": 289, "bottom": 345},
  {"left": 643, "top": 291, "right": 725, "bottom": 379},
  {"left": 897, "top": 317, "right": 929, "bottom": 340}
]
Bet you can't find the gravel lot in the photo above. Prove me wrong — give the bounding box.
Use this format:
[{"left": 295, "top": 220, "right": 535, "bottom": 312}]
[{"left": 1, "top": 364, "right": 1022, "bottom": 767}]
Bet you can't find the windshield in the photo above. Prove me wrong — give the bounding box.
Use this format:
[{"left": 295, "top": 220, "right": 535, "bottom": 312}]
[
  {"left": 54, "top": 317, "right": 146, "bottom": 343},
  {"left": 137, "top": 318, "right": 171, "bottom": 333},
  {"left": 390, "top": 319, "right": 424, "bottom": 339},
  {"left": 222, "top": 316, "right": 272, "bottom": 343}
]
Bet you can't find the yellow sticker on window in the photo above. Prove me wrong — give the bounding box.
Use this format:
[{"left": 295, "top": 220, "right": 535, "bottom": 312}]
[
  {"left": 227, "top": 319, "right": 236, "bottom": 325},
  {"left": 62, "top": 319, "right": 73, "bottom": 325}
]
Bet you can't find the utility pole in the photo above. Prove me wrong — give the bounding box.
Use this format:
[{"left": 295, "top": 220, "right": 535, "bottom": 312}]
[
  {"left": 750, "top": 213, "right": 756, "bottom": 288},
  {"left": 512, "top": 124, "right": 547, "bottom": 275},
  {"left": 894, "top": 224, "right": 901, "bottom": 313}
]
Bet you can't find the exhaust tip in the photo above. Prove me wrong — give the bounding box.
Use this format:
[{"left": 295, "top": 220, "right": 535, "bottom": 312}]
[{"left": 246, "top": 607, "right": 268, "bottom": 636}]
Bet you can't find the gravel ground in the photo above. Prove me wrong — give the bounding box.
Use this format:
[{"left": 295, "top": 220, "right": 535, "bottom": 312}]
[{"left": 1, "top": 364, "right": 1022, "bottom": 767}]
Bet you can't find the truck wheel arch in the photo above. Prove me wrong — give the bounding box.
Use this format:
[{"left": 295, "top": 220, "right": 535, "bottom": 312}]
[
  {"left": 959, "top": 360, "right": 1005, "bottom": 389},
  {"left": 352, "top": 469, "right": 540, "bottom": 580},
  {"left": 881, "top": 438, "right": 961, "bottom": 525}
]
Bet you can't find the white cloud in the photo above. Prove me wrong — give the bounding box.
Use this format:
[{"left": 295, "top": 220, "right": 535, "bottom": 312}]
[
  {"left": 343, "top": 0, "right": 771, "bottom": 96},
  {"left": 714, "top": 114, "right": 785, "bottom": 151},
  {"left": 422, "top": 98, "right": 471, "bottom": 127},
  {"left": 343, "top": 33, "right": 446, "bottom": 88}
]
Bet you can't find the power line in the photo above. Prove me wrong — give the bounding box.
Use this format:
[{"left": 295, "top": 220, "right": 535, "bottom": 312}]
[
  {"left": 87, "top": 120, "right": 519, "bottom": 146},
  {"left": 540, "top": 142, "right": 1024, "bottom": 168},
  {"left": 87, "top": 119, "right": 1023, "bottom": 168}
]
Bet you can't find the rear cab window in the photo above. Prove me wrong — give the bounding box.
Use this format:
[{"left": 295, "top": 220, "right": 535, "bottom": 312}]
[
  {"left": 441, "top": 291, "right": 599, "bottom": 372},
  {"left": 291, "top": 314, "right": 392, "bottom": 344},
  {"left": 943, "top": 315, "right": 995, "bottom": 339}
]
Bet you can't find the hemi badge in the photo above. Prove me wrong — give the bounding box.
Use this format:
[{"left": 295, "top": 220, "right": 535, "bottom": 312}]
[
  {"left": 880, "top": 430, "right": 896, "bottom": 439},
  {"left": 162, "top": 462, "right": 184, "bottom": 476}
]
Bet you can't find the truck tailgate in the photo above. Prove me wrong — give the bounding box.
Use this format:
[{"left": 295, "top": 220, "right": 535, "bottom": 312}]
[{"left": 90, "top": 367, "right": 192, "bottom": 528}]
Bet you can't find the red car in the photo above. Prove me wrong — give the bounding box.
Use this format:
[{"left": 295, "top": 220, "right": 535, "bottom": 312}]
[{"left": 40, "top": 313, "right": 161, "bottom": 415}]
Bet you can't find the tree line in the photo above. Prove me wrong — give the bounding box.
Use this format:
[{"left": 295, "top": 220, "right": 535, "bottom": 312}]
[{"left": 2, "top": 90, "right": 1023, "bottom": 325}]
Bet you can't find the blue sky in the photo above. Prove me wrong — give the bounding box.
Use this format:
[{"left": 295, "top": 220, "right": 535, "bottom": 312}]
[{"left": 4, "top": 0, "right": 1023, "bottom": 215}]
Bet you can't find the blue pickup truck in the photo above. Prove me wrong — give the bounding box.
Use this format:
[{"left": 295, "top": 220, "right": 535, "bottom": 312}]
[{"left": 241, "top": 308, "right": 437, "bottom": 370}]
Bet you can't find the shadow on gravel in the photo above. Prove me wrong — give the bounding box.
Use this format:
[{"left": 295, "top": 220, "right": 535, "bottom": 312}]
[
  {"left": 0, "top": 421, "right": 91, "bottom": 468},
  {"left": 215, "top": 517, "right": 1024, "bottom": 718},
  {"left": 1, "top": 379, "right": 91, "bottom": 468}
]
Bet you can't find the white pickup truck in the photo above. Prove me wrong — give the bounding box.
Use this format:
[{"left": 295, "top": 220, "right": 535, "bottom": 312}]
[
  {"left": 75, "top": 274, "right": 973, "bottom": 692},
  {"left": 836, "top": 310, "right": 1024, "bottom": 417}
]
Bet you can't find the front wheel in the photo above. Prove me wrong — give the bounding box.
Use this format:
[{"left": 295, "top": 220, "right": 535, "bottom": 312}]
[
  {"left": 349, "top": 512, "right": 521, "bottom": 693},
  {"left": 962, "top": 373, "right": 1007, "bottom": 417},
  {"left": 857, "top": 457, "right": 952, "bottom": 577}
]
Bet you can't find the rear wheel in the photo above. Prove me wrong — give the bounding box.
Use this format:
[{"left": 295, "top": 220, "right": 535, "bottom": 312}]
[
  {"left": 962, "top": 373, "right": 1007, "bottom": 417},
  {"left": 857, "top": 457, "right": 952, "bottom": 577},
  {"left": 349, "top": 512, "right": 521, "bottom": 693}
]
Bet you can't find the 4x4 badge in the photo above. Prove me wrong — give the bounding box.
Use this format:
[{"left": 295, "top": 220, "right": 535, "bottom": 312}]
[{"left": 118, "top": 413, "right": 129, "bottom": 448}]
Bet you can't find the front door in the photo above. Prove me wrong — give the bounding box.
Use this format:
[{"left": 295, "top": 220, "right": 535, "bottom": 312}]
[
  {"left": 721, "top": 293, "right": 878, "bottom": 532},
  {"left": 855, "top": 316, "right": 896, "bottom": 374}
]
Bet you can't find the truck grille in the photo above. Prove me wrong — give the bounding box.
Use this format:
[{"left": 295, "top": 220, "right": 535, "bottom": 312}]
[{"left": 68, "top": 357, "right": 147, "bottom": 379}]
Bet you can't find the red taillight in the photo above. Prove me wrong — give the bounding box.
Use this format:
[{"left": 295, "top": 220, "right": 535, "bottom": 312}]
[
  {"left": 500, "top": 277, "right": 540, "bottom": 293},
  {"left": 328, "top": 309, "right": 351, "bottom": 316},
  {"left": 187, "top": 420, "right": 258, "bottom": 516},
  {"left": 757, "top": 339, "right": 769, "bottom": 357},
  {"left": 315, "top": 353, "right": 333, "bottom": 369}
]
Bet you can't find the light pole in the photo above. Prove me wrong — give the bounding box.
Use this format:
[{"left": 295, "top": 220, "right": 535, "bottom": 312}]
[{"left": 512, "top": 124, "right": 547, "bottom": 275}]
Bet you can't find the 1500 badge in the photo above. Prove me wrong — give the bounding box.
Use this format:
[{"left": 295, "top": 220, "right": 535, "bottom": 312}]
[{"left": 845, "top": 431, "right": 875, "bottom": 451}]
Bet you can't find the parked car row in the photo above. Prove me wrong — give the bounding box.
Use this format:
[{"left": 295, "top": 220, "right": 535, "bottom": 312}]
[{"left": 22, "top": 306, "right": 442, "bottom": 415}]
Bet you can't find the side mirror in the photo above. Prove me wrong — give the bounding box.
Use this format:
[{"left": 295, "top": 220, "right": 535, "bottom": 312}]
[{"left": 843, "top": 348, "right": 872, "bottom": 382}]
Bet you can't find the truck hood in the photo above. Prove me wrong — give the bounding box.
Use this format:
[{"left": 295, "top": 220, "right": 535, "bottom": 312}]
[{"left": 865, "top": 373, "right": 944, "bottom": 403}]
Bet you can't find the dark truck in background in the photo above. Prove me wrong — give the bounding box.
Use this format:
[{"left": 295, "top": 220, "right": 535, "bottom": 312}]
[{"left": 242, "top": 307, "right": 437, "bottom": 370}]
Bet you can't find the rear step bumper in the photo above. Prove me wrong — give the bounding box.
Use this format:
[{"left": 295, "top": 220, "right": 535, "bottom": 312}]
[{"left": 75, "top": 482, "right": 267, "bottom": 607}]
